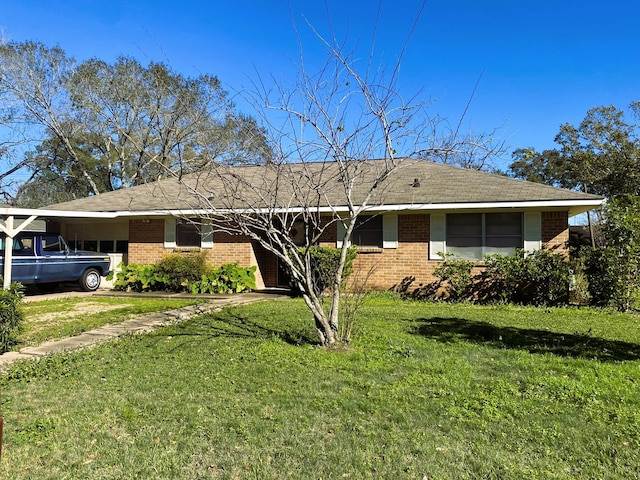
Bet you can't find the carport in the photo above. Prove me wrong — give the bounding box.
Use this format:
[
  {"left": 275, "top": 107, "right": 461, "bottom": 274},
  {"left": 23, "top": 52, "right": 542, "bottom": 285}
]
[{"left": 0, "top": 207, "right": 117, "bottom": 289}]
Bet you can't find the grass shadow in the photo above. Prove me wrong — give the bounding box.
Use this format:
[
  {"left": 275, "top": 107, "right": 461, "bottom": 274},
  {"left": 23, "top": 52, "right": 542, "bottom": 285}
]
[
  {"left": 157, "top": 309, "right": 317, "bottom": 347},
  {"left": 412, "top": 317, "right": 640, "bottom": 362}
]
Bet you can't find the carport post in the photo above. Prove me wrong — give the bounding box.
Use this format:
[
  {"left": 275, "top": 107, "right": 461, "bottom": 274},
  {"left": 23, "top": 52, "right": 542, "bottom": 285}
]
[
  {"left": 2, "top": 216, "right": 14, "bottom": 290},
  {"left": 0, "top": 214, "right": 38, "bottom": 289}
]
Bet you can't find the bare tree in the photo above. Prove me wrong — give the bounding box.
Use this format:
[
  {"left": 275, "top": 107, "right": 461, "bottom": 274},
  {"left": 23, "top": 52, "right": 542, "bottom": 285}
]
[
  {"left": 0, "top": 42, "right": 271, "bottom": 206},
  {"left": 0, "top": 41, "right": 102, "bottom": 195},
  {"left": 157, "top": 13, "right": 502, "bottom": 345}
]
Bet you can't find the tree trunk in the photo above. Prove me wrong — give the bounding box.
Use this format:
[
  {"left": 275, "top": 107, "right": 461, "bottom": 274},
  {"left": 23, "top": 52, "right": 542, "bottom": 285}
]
[{"left": 300, "top": 291, "right": 337, "bottom": 345}]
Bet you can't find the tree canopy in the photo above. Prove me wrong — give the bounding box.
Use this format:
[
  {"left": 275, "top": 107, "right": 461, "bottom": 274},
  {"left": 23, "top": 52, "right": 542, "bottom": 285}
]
[
  {"left": 0, "top": 41, "right": 271, "bottom": 207},
  {"left": 509, "top": 103, "right": 640, "bottom": 198}
]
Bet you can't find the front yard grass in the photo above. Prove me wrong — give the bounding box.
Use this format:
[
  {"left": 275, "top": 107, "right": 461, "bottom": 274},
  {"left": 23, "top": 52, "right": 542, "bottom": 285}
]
[
  {"left": 16, "top": 296, "right": 205, "bottom": 348},
  {"left": 1, "top": 295, "right": 639, "bottom": 479}
]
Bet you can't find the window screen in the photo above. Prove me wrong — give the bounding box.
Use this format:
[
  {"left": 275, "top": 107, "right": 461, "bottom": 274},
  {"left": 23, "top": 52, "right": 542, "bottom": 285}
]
[
  {"left": 485, "top": 213, "right": 523, "bottom": 256},
  {"left": 176, "top": 220, "right": 201, "bottom": 247},
  {"left": 351, "top": 215, "right": 383, "bottom": 248},
  {"left": 446, "top": 213, "right": 523, "bottom": 260}
]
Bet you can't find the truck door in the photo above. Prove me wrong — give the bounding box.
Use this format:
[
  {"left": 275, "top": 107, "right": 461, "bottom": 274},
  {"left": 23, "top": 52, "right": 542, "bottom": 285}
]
[
  {"left": 0, "top": 235, "right": 37, "bottom": 283},
  {"left": 38, "top": 234, "right": 76, "bottom": 282}
]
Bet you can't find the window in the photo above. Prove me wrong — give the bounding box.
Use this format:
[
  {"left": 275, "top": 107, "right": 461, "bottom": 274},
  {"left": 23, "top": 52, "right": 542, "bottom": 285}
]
[
  {"left": 115, "top": 240, "right": 129, "bottom": 254},
  {"left": 336, "top": 214, "right": 398, "bottom": 249},
  {"left": 95, "top": 240, "right": 128, "bottom": 254},
  {"left": 41, "top": 234, "right": 68, "bottom": 253},
  {"left": 1, "top": 236, "right": 33, "bottom": 256},
  {"left": 82, "top": 240, "right": 98, "bottom": 252},
  {"left": 164, "top": 218, "right": 213, "bottom": 249},
  {"left": 351, "top": 215, "right": 383, "bottom": 248},
  {"left": 445, "top": 213, "right": 523, "bottom": 260},
  {"left": 176, "top": 220, "right": 201, "bottom": 247}
]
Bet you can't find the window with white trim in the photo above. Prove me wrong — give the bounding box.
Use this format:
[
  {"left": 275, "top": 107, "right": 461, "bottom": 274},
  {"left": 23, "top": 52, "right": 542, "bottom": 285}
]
[
  {"left": 352, "top": 215, "right": 383, "bottom": 248},
  {"left": 430, "top": 212, "right": 530, "bottom": 261},
  {"left": 447, "top": 213, "right": 523, "bottom": 260},
  {"left": 176, "top": 219, "right": 201, "bottom": 247},
  {"left": 336, "top": 214, "right": 398, "bottom": 249},
  {"left": 164, "top": 218, "right": 213, "bottom": 249}
]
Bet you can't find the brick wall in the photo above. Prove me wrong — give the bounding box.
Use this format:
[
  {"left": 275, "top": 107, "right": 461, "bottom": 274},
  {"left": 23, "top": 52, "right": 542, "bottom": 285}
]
[
  {"left": 325, "top": 211, "right": 571, "bottom": 291},
  {"left": 127, "top": 219, "right": 266, "bottom": 288},
  {"left": 128, "top": 219, "right": 165, "bottom": 264},
  {"left": 347, "top": 214, "right": 437, "bottom": 290},
  {"left": 320, "top": 213, "right": 439, "bottom": 291},
  {"left": 542, "top": 211, "right": 569, "bottom": 255},
  {"left": 127, "top": 211, "right": 570, "bottom": 291}
]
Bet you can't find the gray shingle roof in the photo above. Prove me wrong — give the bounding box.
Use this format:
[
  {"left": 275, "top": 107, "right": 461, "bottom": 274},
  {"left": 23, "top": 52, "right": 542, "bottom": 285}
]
[{"left": 45, "top": 159, "right": 603, "bottom": 213}]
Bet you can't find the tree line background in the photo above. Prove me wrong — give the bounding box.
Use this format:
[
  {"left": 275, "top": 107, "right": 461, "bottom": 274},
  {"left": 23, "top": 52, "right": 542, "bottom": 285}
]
[{"left": 0, "top": 41, "right": 272, "bottom": 207}]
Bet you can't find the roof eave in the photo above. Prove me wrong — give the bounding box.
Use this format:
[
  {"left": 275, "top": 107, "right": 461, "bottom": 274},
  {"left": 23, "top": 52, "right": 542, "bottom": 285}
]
[
  {"left": 1, "top": 207, "right": 119, "bottom": 219},
  {"left": 95, "top": 198, "right": 605, "bottom": 218}
]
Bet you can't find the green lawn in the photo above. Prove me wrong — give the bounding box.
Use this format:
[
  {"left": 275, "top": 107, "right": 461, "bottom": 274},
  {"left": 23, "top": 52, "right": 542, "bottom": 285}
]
[
  {"left": 16, "top": 296, "right": 205, "bottom": 348},
  {"left": 1, "top": 295, "right": 639, "bottom": 479}
]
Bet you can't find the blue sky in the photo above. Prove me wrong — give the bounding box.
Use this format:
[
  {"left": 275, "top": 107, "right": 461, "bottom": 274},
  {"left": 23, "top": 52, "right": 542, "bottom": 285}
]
[{"left": 2, "top": 0, "right": 639, "bottom": 169}]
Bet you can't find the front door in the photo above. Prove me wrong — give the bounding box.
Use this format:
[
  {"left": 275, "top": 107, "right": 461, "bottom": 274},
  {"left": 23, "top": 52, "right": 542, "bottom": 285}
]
[{"left": 277, "top": 258, "right": 292, "bottom": 288}]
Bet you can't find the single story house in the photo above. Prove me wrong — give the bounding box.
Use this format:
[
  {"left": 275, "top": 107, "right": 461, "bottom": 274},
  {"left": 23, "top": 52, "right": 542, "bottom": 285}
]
[{"left": 34, "top": 159, "right": 603, "bottom": 290}]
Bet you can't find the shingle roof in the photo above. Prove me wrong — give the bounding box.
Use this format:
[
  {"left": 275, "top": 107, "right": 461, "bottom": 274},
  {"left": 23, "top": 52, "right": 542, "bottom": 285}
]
[{"left": 45, "top": 159, "right": 604, "bottom": 213}]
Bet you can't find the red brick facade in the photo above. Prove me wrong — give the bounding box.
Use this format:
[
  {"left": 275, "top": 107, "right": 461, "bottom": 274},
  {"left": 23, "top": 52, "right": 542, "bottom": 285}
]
[
  {"left": 338, "top": 214, "right": 437, "bottom": 290},
  {"left": 542, "top": 211, "right": 570, "bottom": 255},
  {"left": 128, "top": 220, "right": 270, "bottom": 289},
  {"left": 125, "top": 211, "right": 570, "bottom": 290},
  {"left": 128, "top": 219, "right": 166, "bottom": 265}
]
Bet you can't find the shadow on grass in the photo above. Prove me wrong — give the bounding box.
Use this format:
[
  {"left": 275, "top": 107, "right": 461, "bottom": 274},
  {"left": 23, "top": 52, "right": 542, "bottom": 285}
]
[
  {"left": 413, "top": 317, "right": 640, "bottom": 362},
  {"left": 159, "top": 310, "right": 317, "bottom": 347}
]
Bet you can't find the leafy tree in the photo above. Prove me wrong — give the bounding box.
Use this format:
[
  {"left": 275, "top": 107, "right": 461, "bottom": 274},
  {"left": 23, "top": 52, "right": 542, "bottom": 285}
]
[
  {"left": 582, "top": 196, "right": 640, "bottom": 310},
  {"left": 510, "top": 148, "right": 573, "bottom": 188},
  {"left": 0, "top": 42, "right": 271, "bottom": 206},
  {"left": 13, "top": 131, "right": 112, "bottom": 206},
  {"left": 509, "top": 103, "right": 640, "bottom": 198},
  {"left": 69, "top": 57, "right": 270, "bottom": 185},
  {"left": 0, "top": 41, "right": 102, "bottom": 198}
]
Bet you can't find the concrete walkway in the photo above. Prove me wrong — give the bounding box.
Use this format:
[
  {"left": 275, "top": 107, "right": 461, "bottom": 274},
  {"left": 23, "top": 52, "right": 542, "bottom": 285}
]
[{"left": 0, "top": 291, "right": 290, "bottom": 370}]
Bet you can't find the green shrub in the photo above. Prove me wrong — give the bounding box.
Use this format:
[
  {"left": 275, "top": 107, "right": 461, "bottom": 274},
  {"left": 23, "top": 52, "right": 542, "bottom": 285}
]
[
  {"left": 584, "top": 196, "right": 640, "bottom": 311},
  {"left": 304, "top": 246, "right": 357, "bottom": 295},
  {"left": 189, "top": 264, "right": 257, "bottom": 294},
  {"left": 433, "top": 254, "right": 475, "bottom": 301},
  {"left": 582, "top": 246, "right": 639, "bottom": 311},
  {"left": 0, "top": 282, "right": 25, "bottom": 353},
  {"left": 155, "top": 253, "right": 209, "bottom": 291},
  {"left": 111, "top": 264, "right": 167, "bottom": 292},
  {"left": 481, "top": 249, "right": 570, "bottom": 306},
  {"left": 112, "top": 259, "right": 256, "bottom": 294}
]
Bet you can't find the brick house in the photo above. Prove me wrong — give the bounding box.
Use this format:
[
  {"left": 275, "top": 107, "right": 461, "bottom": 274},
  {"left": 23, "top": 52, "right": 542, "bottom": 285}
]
[{"left": 39, "top": 159, "right": 603, "bottom": 290}]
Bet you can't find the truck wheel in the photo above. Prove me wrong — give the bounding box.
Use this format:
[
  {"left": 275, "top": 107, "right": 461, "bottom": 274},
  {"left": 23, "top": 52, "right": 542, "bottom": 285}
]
[{"left": 80, "top": 268, "right": 101, "bottom": 292}]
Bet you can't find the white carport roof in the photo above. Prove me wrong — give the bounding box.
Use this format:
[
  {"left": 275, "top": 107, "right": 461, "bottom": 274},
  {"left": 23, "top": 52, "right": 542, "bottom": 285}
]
[{"left": 0, "top": 208, "right": 118, "bottom": 288}]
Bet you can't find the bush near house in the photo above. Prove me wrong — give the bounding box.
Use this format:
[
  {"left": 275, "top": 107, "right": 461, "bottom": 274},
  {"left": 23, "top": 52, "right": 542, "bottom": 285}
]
[
  {"left": 581, "top": 246, "right": 640, "bottom": 311},
  {"left": 432, "top": 254, "right": 475, "bottom": 301},
  {"left": 579, "top": 196, "right": 640, "bottom": 312},
  {"left": 111, "top": 254, "right": 256, "bottom": 294},
  {"left": 405, "top": 250, "right": 571, "bottom": 307},
  {"left": 0, "top": 282, "right": 25, "bottom": 353},
  {"left": 480, "top": 249, "right": 570, "bottom": 306}
]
